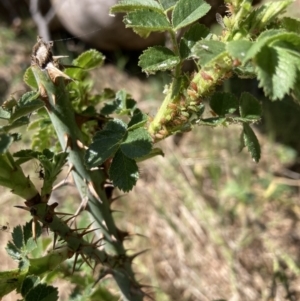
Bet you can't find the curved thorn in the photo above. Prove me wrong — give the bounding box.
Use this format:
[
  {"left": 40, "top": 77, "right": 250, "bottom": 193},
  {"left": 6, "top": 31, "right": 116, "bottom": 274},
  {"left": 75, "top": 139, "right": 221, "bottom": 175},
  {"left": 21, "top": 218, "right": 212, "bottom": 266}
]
[{"left": 14, "top": 205, "right": 30, "bottom": 211}]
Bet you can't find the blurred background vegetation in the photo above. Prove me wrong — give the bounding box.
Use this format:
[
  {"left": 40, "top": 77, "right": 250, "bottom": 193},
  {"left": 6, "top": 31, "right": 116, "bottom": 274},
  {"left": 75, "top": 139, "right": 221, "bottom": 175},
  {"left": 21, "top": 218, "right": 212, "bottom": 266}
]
[{"left": 1, "top": 1, "right": 300, "bottom": 300}]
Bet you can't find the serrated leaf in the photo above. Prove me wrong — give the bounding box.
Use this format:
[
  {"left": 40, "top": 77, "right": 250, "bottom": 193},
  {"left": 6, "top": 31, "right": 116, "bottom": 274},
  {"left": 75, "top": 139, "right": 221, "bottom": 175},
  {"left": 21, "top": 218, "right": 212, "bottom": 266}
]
[
  {"left": 138, "top": 46, "right": 180, "bottom": 74},
  {"left": 120, "top": 128, "right": 152, "bottom": 159},
  {"left": 282, "top": 17, "right": 300, "bottom": 34},
  {"left": 159, "top": 0, "right": 178, "bottom": 11},
  {"left": 209, "top": 92, "right": 238, "bottom": 116},
  {"left": 226, "top": 40, "right": 253, "bottom": 61},
  {"left": 25, "top": 283, "right": 58, "bottom": 301},
  {"left": 6, "top": 241, "right": 21, "bottom": 260},
  {"left": 243, "top": 30, "right": 300, "bottom": 63},
  {"left": 12, "top": 225, "right": 23, "bottom": 250},
  {"left": 242, "top": 124, "right": 260, "bottom": 162},
  {"left": 0, "top": 134, "right": 13, "bottom": 153},
  {"left": 239, "top": 92, "right": 262, "bottom": 120},
  {"left": 110, "top": 0, "right": 163, "bottom": 13},
  {"left": 109, "top": 149, "right": 139, "bottom": 192},
  {"left": 21, "top": 276, "right": 40, "bottom": 297},
  {"left": 85, "top": 119, "right": 127, "bottom": 168},
  {"left": 192, "top": 40, "right": 226, "bottom": 66},
  {"left": 10, "top": 92, "right": 43, "bottom": 122},
  {"left": 127, "top": 112, "right": 148, "bottom": 130},
  {"left": 172, "top": 0, "right": 211, "bottom": 30},
  {"left": 24, "top": 67, "right": 38, "bottom": 90},
  {"left": 23, "top": 222, "right": 33, "bottom": 245},
  {"left": 73, "top": 49, "right": 104, "bottom": 70},
  {"left": 255, "top": 46, "right": 297, "bottom": 100},
  {"left": 179, "top": 23, "right": 210, "bottom": 59},
  {"left": 124, "top": 9, "right": 171, "bottom": 38}
]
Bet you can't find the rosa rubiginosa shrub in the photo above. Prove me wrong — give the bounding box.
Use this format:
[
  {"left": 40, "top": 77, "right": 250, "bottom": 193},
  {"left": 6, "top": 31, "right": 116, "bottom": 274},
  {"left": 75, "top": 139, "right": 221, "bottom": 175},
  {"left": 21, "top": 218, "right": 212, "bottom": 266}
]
[{"left": 1, "top": 0, "right": 300, "bottom": 300}]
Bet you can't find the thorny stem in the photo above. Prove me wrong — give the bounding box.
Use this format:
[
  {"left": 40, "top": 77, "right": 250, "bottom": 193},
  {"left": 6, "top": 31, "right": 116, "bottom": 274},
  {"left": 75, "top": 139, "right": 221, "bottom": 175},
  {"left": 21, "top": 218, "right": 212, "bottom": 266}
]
[{"left": 30, "top": 38, "right": 144, "bottom": 301}]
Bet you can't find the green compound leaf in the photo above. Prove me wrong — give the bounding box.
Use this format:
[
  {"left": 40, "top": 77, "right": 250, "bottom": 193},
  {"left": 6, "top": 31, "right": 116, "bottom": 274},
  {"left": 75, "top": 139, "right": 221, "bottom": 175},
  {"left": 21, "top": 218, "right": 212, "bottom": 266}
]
[
  {"left": 179, "top": 23, "right": 210, "bottom": 59},
  {"left": 281, "top": 17, "right": 300, "bottom": 34},
  {"left": 110, "top": 0, "right": 163, "bottom": 14},
  {"left": 192, "top": 40, "right": 226, "bottom": 66},
  {"left": 0, "top": 134, "right": 13, "bottom": 153},
  {"left": 24, "top": 67, "right": 38, "bottom": 90},
  {"left": 120, "top": 127, "right": 152, "bottom": 159},
  {"left": 24, "top": 283, "right": 58, "bottom": 301},
  {"left": 138, "top": 46, "right": 180, "bottom": 74},
  {"left": 209, "top": 92, "right": 238, "bottom": 116},
  {"left": 242, "top": 124, "right": 261, "bottom": 163},
  {"left": 226, "top": 40, "right": 253, "bottom": 61},
  {"left": 239, "top": 92, "right": 262, "bottom": 120},
  {"left": 73, "top": 49, "right": 105, "bottom": 70},
  {"left": 255, "top": 46, "right": 297, "bottom": 100},
  {"left": 10, "top": 92, "right": 43, "bottom": 123},
  {"left": 85, "top": 119, "right": 127, "bottom": 168},
  {"left": 109, "top": 149, "right": 139, "bottom": 192},
  {"left": 159, "top": 0, "right": 178, "bottom": 11},
  {"left": 124, "top": 9, "right": 171, "bottom": 38},
  {"left": 172, "top": 0, "right": 211, "bottom": 30}
]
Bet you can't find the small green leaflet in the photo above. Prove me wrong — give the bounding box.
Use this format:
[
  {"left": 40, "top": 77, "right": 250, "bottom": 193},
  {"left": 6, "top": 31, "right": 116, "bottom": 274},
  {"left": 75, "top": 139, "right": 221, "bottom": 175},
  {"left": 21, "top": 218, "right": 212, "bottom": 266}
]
[
  {"left": 172, "top": 0, "right": 211, "bottom": 30},
  {"left": 124, "top": 9, "right": 171, "bottom": 38},
  {"left": 120, "top": 127, "right": 152, "bottom": 159},
  {"left": 241, "top": 124, "right": 261, "bottom": 163},
  {"left": 85, "top": 119, "right": 127, "bottom": 168},
  {"left": 256, "top": 46, "right": 297, "bottom": 100},
  {"left": 226, "top": 40, "right": 253, "bottom": 61},
  {"left": 192, "top": 40, "right": 226, "bottom": 66},
  {"left": 209, "top": 92, "right": 238, "bottom": 116},
  {"left": 239, "top": 93, "right": 262, "bottom": 120},
  {"left": 73, "top": 49, "right": 105, "bottom": 70},
  {"left": 109, "top": 149, "right": 139, "bottom": 192},
  {"left": 24, "top": 283, "right": 58, "bottom": 301},
  {"left": 110, "top": 0, "right": 163, "bottom": 14},
  {"left": 138, "top": 46, "right": 180, "bottom": 74},
  {"left": 24, "top": 67, "right": 38, "bottom": 90},
  {"left": 282, "top": 17, "right": 300, "bottom": 35},
  {"left": 0, "top": 134, "right": 13, "bottom": 153},
  {"left": 10, "top": 92, "right": 43, "bottom": 123},
  {"left": 179, "top": 23, "right": 210, "bottom": 59}
]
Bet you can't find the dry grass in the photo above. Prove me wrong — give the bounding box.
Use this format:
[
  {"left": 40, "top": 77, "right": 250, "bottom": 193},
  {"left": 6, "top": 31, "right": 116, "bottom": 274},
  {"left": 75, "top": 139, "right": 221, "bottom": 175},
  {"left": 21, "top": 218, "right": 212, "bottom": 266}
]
[{"left": 114, "top": 127, "right": 300, "bottom": 301}]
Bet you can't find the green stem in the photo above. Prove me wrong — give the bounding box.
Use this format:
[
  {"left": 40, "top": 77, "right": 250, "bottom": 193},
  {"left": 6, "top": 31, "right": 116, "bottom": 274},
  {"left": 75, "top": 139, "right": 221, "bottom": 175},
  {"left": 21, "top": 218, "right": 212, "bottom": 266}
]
[
  {"left": 0, "top": 152, "right": 39, "bottom": 201},
  {"left": 31, "top": 64, "right": 143, "bottom": 301}
]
